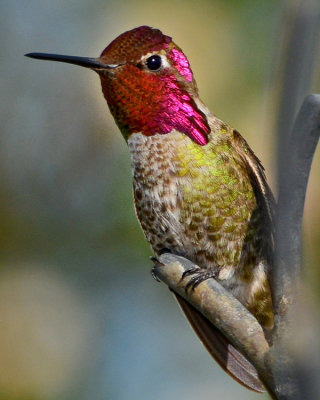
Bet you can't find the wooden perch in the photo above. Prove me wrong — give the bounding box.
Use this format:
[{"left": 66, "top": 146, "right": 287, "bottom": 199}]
[
  {"left": 152, "top": 253, "right": 274, "bottom": 393},
  {"left": 152, "top": 94, "right": 320, "bottom": 400},
  {"left": 152, "top": 253, "right": 270, "bottom": 367}
]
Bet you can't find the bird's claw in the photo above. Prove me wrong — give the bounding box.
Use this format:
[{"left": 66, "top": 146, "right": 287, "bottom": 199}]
[
  {"left": 181, "top": 267, "right": 217, "bottom": 293},
  {"left": 150, "top": 256, "right": 163, "bottom": 282}
]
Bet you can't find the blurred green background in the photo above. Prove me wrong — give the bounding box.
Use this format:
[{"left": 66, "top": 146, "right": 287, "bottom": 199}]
[{"left": 1, "top": 1, "right": 319, "bottom": 399}]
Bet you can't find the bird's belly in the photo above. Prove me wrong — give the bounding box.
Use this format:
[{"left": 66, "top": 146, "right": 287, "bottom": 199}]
[
  {"left": 133, "top": 177, "right": 188, "bottom": 255},
  {"left": 133, "top": 175, "right": 239, "bottom": 277}
]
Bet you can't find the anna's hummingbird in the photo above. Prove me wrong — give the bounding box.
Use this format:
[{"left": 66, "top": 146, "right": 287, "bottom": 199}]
[{"left": 26, "top": 25, "right": 275, "bottom": 393}]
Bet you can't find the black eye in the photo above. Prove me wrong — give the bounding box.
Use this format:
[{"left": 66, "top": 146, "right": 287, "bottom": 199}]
[{"left": 146, "top": 55, "right": 162, "bottom": 71}]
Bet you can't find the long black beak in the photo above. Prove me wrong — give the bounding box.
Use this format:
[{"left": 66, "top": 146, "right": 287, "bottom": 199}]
[{"left": 25, "top": 52, "right": 120, "bottom": 70}]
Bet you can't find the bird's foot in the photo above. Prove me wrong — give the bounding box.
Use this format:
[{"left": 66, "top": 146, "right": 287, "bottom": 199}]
[
  {"left": 150, "top": 249, "right": 171, "bottom": 282},
  {"left": 181, "top": 267, "right": 217, "bottom": 293},
  {"left": 150, "top": 256, "right": 162, "bottom": 282}
]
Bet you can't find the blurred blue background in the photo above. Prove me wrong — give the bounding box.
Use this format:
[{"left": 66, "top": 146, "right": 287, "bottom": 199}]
[{"left": 0, "top": 1, "right": 319, "bottom": 399}]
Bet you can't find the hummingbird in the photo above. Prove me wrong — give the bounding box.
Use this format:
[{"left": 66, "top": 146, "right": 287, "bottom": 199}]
[{"left": 26, "top": 25, "right": 275, "bottom": 393}]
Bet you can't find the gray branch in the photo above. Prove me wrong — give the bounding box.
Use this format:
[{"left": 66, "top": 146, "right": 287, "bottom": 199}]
[
  {"left": 276, "top": 0, "right": 320, "bottom": 177},
  {"left": 152, "top": 253, "right": 275, "bottom": 397},
  {"left": 152, "top": 94, "right": 320, "bottom": 400},
  {"left": 153, "top": 253, "right": 269, "bottom": 371},
  {"left": 271, "top": 94, "right": 320, "bottom": 399}
]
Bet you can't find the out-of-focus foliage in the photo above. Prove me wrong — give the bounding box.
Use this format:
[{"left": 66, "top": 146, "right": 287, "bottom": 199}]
[{"left": 0, "top": 1, "right": 319, "bottom": 399}]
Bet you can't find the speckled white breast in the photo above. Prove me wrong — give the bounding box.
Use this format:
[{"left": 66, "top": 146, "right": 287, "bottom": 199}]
[{"left": 128, "top": 131, "right": 189, "bottom": 254}]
